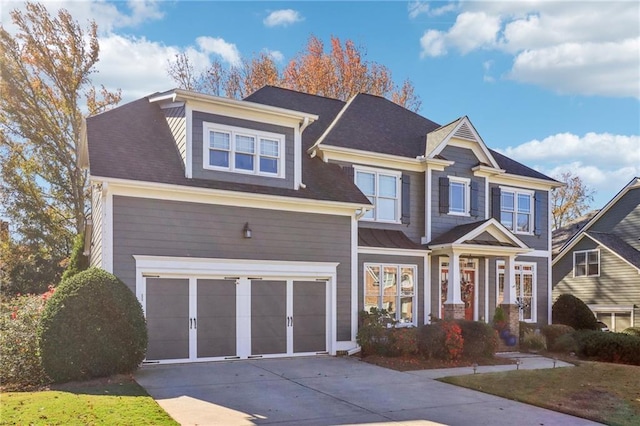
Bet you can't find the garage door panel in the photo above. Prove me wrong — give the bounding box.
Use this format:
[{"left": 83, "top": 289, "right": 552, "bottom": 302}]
[
  {"left": 251, "top": 280, "right": 287, "bottom": 355},
  {"left": 293, "top": 281, "right": 326, "bottom": 353},
  {"left": 197, "top": 279, "right": 236, "bottom": 358},
  {"left": 146, "top": 278, "right": 189, "bottom": 360}
]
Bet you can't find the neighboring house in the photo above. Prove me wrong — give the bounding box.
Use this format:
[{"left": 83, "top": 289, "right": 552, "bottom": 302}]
[
  {"left": 81, "top": 86, "right": 560, "bottom": 364},
  {"left": 551, "top": 210, "right": 598, "bottom": 257},
  {"left": 553, "top": 178, "right": 640, "bottom": 331}
]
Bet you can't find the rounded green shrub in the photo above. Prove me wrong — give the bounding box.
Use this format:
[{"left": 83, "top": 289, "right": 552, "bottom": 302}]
[
  {"left": 418, "top": 323, "right": 446, "bottom": 359},
  {"left": 454, "top": 319, "right": 498, "bottom": 359},
  {"left": 541, "top": 324, "right": 575, "bottom": 348},
  {"left": 579, "top": 332, "right": 640, "bottom": 365},
  {"left": 60, "top": 232, "right": 89, "bottom": 282},
  {"left": 38, "top": 268, "right": 147, "bottom": 382},
  {"left": 552, "top": 294, "right": 598, "bottom": 330},
  {"left": 622, "top": 327, "right": 640, "bottom": 337},
  {"left": 550, "top": 333, "right": 579, "bottom": 353}
]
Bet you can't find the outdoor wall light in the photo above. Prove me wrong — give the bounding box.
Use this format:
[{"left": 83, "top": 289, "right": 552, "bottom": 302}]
[{"left": 243, "top": 222, "right": 252, "bottom": 239}]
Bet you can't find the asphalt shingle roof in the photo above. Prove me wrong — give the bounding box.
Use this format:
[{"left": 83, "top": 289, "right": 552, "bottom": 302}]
[
  {"left": 86, "top": 96, "right": 370, "bottom": 205},
  {"left": 427, "top": 220, "right": 492, "bottom": 246},
  {"left": 489, "top": 149, "right": 557, "bottom": 182},
  {"left": 587, "top": 231, "right": 640, "bottom": 270},
  {"left": 358, "top": 228, "right": 424, "bottom": 250}
]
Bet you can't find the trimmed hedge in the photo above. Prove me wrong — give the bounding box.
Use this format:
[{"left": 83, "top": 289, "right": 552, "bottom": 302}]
[
  {"left": 60, "top": 233, "right": 89, "bottom": 282},
  {"left": 454, "top": 319, "right": 498, "bottom": 359},
  {"left": 622, "top": 327, "right": 640, "bottom": 337},
  {"left": 38, "top": 268, "right": 147, "bottom": 382},
  {"left": 552, "top": 294, "right": 598, "bottom": 330},
  {"left": 541, "top": 324, "right": 575, "bottom": 349},
  {"left": 578, "top": 331, "right": 640, "bottom": 365}
]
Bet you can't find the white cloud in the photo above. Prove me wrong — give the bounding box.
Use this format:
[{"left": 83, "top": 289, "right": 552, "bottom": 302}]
[
  {"left": 196, "top": 36, "right": 242, "bottom": 67},
  {"left": 263, "top": 49, "right": 284, "bottom": 63},
  {"left": 499, "top": 132, "right": 640, "bottom": 207},
  {"left": 417, "top": 1, "right": 640, "bottom": 98},
  {"left": 408, "top": 1, "right": 430, "bottom": 19},
  {"left": 420, "top": 30, "right": 447, "bottom": 57},
  {"left": 263, "top": 9, "right": 303, "bottom": 27},
  {"left": 483, "top": 60, "right": 495, "bottom": 83}
]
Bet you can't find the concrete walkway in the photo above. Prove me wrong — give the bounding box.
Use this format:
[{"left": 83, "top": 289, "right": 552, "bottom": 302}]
[{"left": 135, "top": 354, "right": 600, "bottom": 426}]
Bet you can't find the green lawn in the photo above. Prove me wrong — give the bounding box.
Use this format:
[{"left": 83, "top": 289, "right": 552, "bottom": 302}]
[
  {"left": 0, "top": 376, "right": 177, "bottom": 426},
  {"left": 440, "top": 361, "right": 640, "bottom": 426}
]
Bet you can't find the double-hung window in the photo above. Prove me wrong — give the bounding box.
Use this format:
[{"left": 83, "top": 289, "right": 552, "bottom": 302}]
[
  {"left": 574, "top": 249, "right": 599, "bottom": 277},
  {"left": 497, "top": 262, "right": 536, "bottom": 322},
  {"left": 449, "top": 177, "right": 470, "bottom": 215},
  {"left": 500, "top": 187, "right": 533, "bottom": 233},
  {"left": 204, "top": 123, "right": 284, "bottom": 178},
  {"left": 355, "top": 168, "right": 401, "bottom": 222},
  {"left": 364, "top": 263, "right": 416, "bottom": 325}
]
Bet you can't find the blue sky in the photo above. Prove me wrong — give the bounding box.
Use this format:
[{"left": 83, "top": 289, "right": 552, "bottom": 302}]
[{"left": 2, "top": 0, "right": 639, "bottom": 208}]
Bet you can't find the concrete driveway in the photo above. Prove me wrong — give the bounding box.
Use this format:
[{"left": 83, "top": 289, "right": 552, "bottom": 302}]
[{"left": 135, "top": 356, "right": 600, "bottom": 426}]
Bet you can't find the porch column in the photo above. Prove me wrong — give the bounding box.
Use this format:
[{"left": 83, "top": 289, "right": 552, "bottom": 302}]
[
  {"left": 444, "top": 250, "right": 465, "bottom": 320},
  {"left": 500, "top": 254, "right": 520, "bottom": 345}
]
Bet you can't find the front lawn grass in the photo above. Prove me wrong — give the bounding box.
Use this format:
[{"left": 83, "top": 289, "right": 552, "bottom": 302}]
[
  {"left": 0, "top": 375, "right": 177, "bottom": 426},
  {"left": 440, "top": 361, "right": 640, "bottom": 426}
]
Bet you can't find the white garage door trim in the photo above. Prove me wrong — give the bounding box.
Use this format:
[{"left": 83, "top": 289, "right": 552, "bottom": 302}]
[{"left": 134, "top": 255, "right": 339, "bottom": 362}]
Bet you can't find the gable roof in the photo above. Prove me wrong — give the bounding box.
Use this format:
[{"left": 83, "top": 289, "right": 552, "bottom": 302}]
[
  {"left": 86, "top": 95, "right": 370, "bottom": 205},
  {"left": 488, "top": 149, "right": 557, "bottom": 182},
  {"left": 552, "top": 210, "right": 599, "bottom": 255},
  {"left": 555, "top": 177, "right": 640, "bottom": 259},
  {"left": 586, "top": 231, "right": 640, "bottom": 271},
  {"left": 427, "top": 218, "right": 530, "bottom": 252}
]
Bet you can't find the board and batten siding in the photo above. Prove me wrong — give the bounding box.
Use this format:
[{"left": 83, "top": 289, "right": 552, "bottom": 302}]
[
  {"left": 89, "top": 186, "right": 103, "bottom": 267},
  {"left": 590, "top": 187, "right": 640, "bottom": 251},
  {"left": 111, "top": 195, "right": 353, "bottom": 340},
  {"left": 430, "top": 146, "right": 487, "bottom": 242},
  {"left": 162, "top": 106, "right": 187, "bottom": 168},
  {"left": 553, "top": 236, "right": 640, "bottom": 327},
  {"left": 358, "top": 253, "right": 426, "bottom": 324},
  {"left": 191, "top": 111, "right": 295, "bottom": 189}
]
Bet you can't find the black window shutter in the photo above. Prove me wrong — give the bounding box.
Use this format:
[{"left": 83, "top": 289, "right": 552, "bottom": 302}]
[
  {"left": 439, "top": 177, "right": 449, "bottom": 214},
  {"left": 470, "top": 180, "right": 479, "bottom": 217},
  {"left": 341, "top": 165, "right": 355, "bottom": 182},
  {"left": 534, "top": 192, "right": 542, "bottom": 236},
  {"left": 401, "top": 173, "right": 410, "bottom": 224},
  {"left": 491, "top": 187, "right": 501, "bottom": 220}
]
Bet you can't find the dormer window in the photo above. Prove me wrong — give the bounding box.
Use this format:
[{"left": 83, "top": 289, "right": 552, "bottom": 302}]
[{"left": 204, "top": 122, "right": 284, "bottom": 178}]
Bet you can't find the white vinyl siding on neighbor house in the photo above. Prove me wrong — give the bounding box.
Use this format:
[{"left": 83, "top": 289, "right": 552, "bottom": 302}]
[
  {"left": 499, "top": 187, "right": 533, "bottom": 234},
  {"left": 203, "top": 122, "right": 284, "bottom": 178},
  {"left": 364, "top": 263, "right": 417, "bottom": 325},
  {"left": 448, "top": 176, "right": 470, "bottom": 216},
  {"left": 497, "top": 261, "right": 536, "bottom": 322},
  {"left": 354, "top": 167, "right": 401, "bottom": 223},
  {"left": 574, "top": 249, "right": 600, "bottom": 277}
]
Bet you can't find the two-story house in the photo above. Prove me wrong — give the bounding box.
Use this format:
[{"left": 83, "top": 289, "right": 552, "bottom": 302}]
[
  {"left": 82, "top": 86, "right": 560, "bottom": 364},
  {"left": 553, "top": 178, "right": 640, "bottom": 331}
]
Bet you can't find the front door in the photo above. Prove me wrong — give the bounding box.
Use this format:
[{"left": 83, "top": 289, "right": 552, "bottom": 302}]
[{"left": 461, "top": 270, "right": 475, "bottom": 321}]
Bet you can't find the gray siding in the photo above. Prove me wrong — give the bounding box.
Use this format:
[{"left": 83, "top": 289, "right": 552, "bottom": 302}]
[
  {"left": 192, "top": 111, "right": 295, "bottom": 189},
  {"left": 112, "top": 196, "right": 353, "bottom": 340},
  {"left": 431, "top": 146, "right": 487, "bottom": 241},
  {"left": 590, "top": 187, "right": 640, "bottom": 251},
  {"left": 90, "top": 186, "right": 103, "bottom": 267},
  {"left": 359, "top": 169, "right": 425, "bottom": 243},
  {"left": 553, "top": 236, "right": 640, "bottom": 327},
  {"left": 516, "top": 256, "right": 551, "bottom": 326},
  {"left": 358, "top": 253, "right": 426, "bottom": 324},
  {"left": 488, "top": 182, "right": 549, "bottom": 251},
  {"left": 163, "top": 106, "right": 186, "bottom": 168}
]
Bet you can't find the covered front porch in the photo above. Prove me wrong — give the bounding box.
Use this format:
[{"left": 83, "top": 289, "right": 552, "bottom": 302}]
[{"left": 428, "top": 219, "right": 532, "bottom": 339}]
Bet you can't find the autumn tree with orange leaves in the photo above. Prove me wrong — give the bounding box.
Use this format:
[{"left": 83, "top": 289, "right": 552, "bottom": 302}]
[
  {"left": 167, "top": 35, "right": 421, "bottom": 111},
  {"left": 0, "top": 2, "right": 121, "bottom": 294}
]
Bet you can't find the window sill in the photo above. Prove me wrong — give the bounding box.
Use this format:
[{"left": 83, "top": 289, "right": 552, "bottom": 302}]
[
  {"left": 203, "top": 165, "right": 284, "bottom": 179},
  {"left": 448, "top": 211, "right": 470, "bottom": 217},
  {"left": 359, "top": 218, "right": 402, "bottom": 224}
]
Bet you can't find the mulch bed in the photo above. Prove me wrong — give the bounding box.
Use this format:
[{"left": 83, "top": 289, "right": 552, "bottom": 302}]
[{"left": 355, "top": 353, "right": 517, "bottom": 371}]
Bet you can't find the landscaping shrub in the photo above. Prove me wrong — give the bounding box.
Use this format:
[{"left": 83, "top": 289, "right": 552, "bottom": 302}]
[
  {"left": 492, "top": 306, "right": 506, "bottom": 331},
  {"left": 454, "top": 320, "right": 498, "bottom": 359},
  {"left": 418, "top": 323, "right": 446, "bottom": 359},
  {"left": 552, "top": 294, "right": 598, "bottom": 330},
  {"left": 519, "top": 321, "right": 536, "bottom": 340},
  {"left": 442, "top": 321, "right": 464, "bottom": 360},
  {"left": 541, "top": 324, "right": 575, "bottom": 348},
  {"left": 60, "top": 232, "right": 89, "bottom": 282},
  {"left": 357, "top": 307, "right": 396, "bottom": 356},
  {"left": 550, "top": 333, "right": 579, "bottom": 353},
  {"left": 621, "top": 327, "right": 640, "bottom": 337},
  {"left": 520, "top": 330, "right": 547, "bottom": 352},
  {"left": 38, "top": 268, "right": 147, "bottom": 382},
  {"left": 388, "top": 327, "right": 419, "bottom": 356},
  {"left": 578, "top": 332, "right": 640, "bottom": 365},
  {"left": 0, "top": 287, "right": 55, "bottom": 389}
]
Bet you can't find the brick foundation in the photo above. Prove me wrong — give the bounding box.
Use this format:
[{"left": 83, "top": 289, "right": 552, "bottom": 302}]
[{"left": 443, "top": 303, "right": 465, "bottom": 320}]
